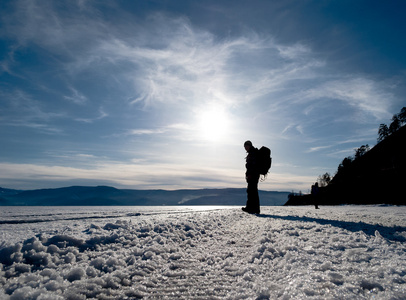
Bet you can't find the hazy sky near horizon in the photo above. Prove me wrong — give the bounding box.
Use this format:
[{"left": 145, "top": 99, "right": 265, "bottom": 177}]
[{"left": 1, "top": 0, "right": 405, "bottom": 192}]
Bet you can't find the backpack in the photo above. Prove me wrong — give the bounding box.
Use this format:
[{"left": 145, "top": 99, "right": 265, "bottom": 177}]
[{"left": 257, "top": 146, "right": 272, "bottom": 179}]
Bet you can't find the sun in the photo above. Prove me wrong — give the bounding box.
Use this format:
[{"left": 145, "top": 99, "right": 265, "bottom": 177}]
[{"left": 197, "top": 106, "right": 230, "bottom": 142}]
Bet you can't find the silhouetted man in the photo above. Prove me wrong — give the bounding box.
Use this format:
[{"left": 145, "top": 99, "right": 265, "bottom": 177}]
[
  {"left": 242, "top": 140, "right": 260, "bottom": 214},
  {"left": 311, "top": 182, "right": 320, "bottom": 209}
]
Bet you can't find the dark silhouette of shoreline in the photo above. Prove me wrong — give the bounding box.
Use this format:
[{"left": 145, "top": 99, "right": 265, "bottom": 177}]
[{"left": 286, "top": 125, "right": 406, "bottom": 206}]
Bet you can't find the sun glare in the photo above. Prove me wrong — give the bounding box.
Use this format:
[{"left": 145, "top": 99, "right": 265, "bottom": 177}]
[{"left": 197, "top": 106, "right": 229, "bottom": 142}]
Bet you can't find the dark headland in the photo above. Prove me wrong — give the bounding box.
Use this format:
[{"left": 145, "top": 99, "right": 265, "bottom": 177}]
[{"left": 285, "top": 124, "right": 406, "bottom": 206}]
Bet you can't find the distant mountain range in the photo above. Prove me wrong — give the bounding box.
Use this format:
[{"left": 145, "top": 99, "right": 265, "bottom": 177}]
[{"left": 0, "top": 186, "right": 290, "bottom": 206}]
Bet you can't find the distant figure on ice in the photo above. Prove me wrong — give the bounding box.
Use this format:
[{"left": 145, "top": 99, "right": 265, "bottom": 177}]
[
  {"left": 242, "top": 140, "right": 260, "bottom": 214},
  {"left": 311, "top": 182, "right": 320, "bottom": 209}
]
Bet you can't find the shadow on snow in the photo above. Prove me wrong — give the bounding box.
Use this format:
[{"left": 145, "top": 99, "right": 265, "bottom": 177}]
[{"left": 257, "top": 214, "right": 406, "bottom": 242}]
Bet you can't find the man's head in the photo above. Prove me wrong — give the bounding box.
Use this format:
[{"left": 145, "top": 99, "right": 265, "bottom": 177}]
[{"left": 244, "top": 140, "right": 252, "bottom": 152}]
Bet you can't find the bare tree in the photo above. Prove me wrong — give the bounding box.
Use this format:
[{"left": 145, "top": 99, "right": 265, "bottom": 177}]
[
  {"left": 377, "top": 107, "right": 406, "bottom": 143},
  {"left": 389, "top": 115, "right": 401, "bottom": 134},
  {"left": 317, "top": 172, "right": 331, "bottom": 187},
  {"left": 398, "top": 107, "right": 406, "bottom": 124},
  {"left": 378, "top": 123, "right": 389, "bottom": 143},
  {"left": 337, "top": 156, "right": 353, "bottom": 174},
  {"left": 354, "top": 144, "right": 370, "bottom": 159}
]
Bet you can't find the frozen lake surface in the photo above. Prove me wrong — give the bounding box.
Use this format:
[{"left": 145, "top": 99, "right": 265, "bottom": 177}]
[{"left": 1, "top": 205, "right": 406, "bottom": 299}]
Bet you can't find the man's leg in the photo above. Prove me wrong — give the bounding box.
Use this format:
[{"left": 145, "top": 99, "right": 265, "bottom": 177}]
[
  {"left": 245, "top": 178, "right": 260, "bottom": 213},
  {"left": 250, "top": 180, "right": 260, "bottom": 213}
]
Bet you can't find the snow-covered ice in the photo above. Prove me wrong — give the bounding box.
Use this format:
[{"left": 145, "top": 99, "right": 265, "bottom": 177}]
[{"left": 1, "top": 205, "right": 405, "bottom": 299}]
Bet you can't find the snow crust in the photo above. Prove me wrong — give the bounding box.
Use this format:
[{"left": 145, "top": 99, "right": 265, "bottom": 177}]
[{"left": 0, "top": 205, "right": 405, "bottom": 299}]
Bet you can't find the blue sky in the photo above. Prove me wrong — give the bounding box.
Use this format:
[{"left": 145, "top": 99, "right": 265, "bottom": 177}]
[{"left": 1, "top": 0, "right": 405, "bottom": 192}]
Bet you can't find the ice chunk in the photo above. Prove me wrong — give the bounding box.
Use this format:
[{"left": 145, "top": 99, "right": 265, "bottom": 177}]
[{"left": 65, "top": 267, "right": 86, "bottom": 282}]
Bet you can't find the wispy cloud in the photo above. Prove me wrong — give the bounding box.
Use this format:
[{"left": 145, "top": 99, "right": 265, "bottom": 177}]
[
  {"left": 282, "top": 124, "right": 305, "bottom": 136},
  {"left": 4, "top": 2, "right": 393, "bottom": 123},
  {"left": 302, "top": 77, "right": 394, "bottom": 120},
  {"left": 306, "top": 145, "right": 333, "bottom": 153},
  {"left": 0, "top": 89, "right": 64, "bottom": 133},
  {"left": 64, "top": 87, "right": 87, "bottom": 105},
  {"left": 78, "top": 15, "right": 326, "bottom": 113},
  {"left": 1, "top": 0, "right": 106, "bottom": 52},
  {"left": 128, "top": 128, "right": 167, "bottom": 136},
  {"left": 75, "top": 108, "right": 108, "bottom": 123},
  {"left": 0, "top": 162, "right": 243, "bottom": 190},
  {"left": 122, "top": 123, "right": 193, "bottom": 137}
]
